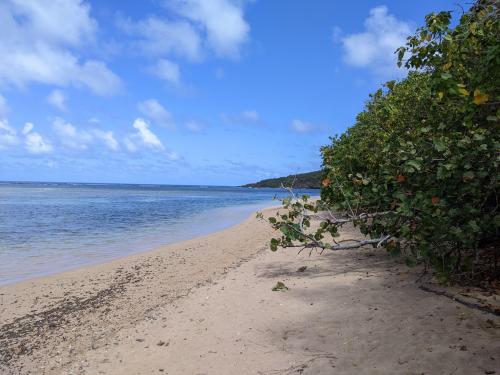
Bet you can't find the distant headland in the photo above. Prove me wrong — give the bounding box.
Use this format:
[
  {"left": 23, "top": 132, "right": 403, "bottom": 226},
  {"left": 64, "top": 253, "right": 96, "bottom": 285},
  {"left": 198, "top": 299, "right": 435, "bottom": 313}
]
[{"left": 242, "top": 170, "right": 321, "bottom": 189}]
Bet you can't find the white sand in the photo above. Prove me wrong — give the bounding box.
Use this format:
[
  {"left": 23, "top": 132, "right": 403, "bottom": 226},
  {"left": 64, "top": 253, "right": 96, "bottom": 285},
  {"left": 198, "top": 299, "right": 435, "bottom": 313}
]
[{"left": 1, "top": 207, "right": 499, "bottom": 374}]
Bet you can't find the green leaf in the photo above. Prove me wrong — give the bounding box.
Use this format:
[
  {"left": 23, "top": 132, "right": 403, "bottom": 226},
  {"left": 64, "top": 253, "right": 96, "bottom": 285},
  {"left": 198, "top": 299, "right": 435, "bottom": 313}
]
[{"left": 270, "top": 238, "right": 279, "bottom": 252}]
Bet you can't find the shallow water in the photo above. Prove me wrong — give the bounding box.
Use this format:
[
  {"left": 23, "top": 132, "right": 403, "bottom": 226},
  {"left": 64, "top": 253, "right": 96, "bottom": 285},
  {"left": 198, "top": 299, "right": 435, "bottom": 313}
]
[{"left": 0, "top": 182, "right": 318, "bottom": 285}]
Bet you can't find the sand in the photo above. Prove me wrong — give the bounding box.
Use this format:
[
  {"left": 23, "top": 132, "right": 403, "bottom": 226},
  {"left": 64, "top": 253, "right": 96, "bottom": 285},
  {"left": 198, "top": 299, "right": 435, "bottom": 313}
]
[{"left": 1, "top": 207, "right": 499, "bottom": 374}]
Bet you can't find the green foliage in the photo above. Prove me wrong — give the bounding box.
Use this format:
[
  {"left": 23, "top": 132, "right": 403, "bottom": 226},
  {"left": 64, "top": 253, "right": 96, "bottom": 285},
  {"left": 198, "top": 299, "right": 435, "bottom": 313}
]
[
  {"left": 272, "top": 281, "right": 289, "bottom": 292},
  {"left": 243, "top": 171, "right": 322, "bottom": 189},
  {"left": 269, "top": 0, "right": 499, "bottom": 280}
]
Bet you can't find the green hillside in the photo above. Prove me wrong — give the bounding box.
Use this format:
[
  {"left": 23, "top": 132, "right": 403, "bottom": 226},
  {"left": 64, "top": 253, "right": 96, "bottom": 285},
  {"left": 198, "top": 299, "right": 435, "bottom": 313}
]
[{"left": 242, "top": 171, "right": 321, "bottom": 189}]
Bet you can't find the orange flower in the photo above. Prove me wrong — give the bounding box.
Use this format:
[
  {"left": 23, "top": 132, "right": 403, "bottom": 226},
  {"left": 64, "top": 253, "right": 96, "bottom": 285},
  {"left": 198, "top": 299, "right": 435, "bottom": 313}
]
[
  {"left": 396, "top": 174, "right": 406, "bottom": 183},
  {"left": 431, "top": 196, "right": 440, "bottom": 205},
  {"left": 322, "top": 178, "right": 331, "bottom": 188}
]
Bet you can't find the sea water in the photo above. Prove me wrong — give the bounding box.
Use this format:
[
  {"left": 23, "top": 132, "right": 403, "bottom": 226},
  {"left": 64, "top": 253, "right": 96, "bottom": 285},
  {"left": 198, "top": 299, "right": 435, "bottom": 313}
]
[{"left": 0, "top": 182, "right": 318, "bottom": 285}]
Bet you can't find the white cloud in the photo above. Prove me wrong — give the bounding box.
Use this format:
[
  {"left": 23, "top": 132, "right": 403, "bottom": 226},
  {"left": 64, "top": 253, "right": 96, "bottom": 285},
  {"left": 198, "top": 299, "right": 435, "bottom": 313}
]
[
  {"left": 92, "top": 129, "right": 119, "bottom": 151},
  {"left": 25, "top": 131, "right": 53, "bottom": 154},
  {"left": 185, "top": 121, "right": 203, "bottom": 133},
  {"left": 119, "top": 0, "right": 250, "bottom": 63},
  {"left": 221, "top": 109, "right": 261, "bottom": 125},
  {"left": 339, "top": 6, "right": 411, "bottom": 78},
  {"left": 150, "top": 59, "right": 181, "bottom": 85},
  {"left": 22, "top": 122, "right": 34, "bottom": 135},
  {"left": 125, "top": 118, "right": 164, "bottom": 151},
  {"left": 291, "top": 119, "right": 313, "bottom": 133},
  {"left": 138, "top": 99, "right": 174, "bottom": 129},
  {"left": 0, "top": 94, "right": 9, "bottom": 117},
  {"left": 118, "top": 16, "right": 202, "bottom": 61},
  {"left": 0, "top": 119, "right": 19, "bottom": 149},
  {"left": 0, "top": 0, "right": 122, "bottom": 95},
  {"left": 168, "top": 0, "right": 250, "bottom": 58},
  {"left": 52, "top": 118, "right": 118, "bottom": 151},
  {"left": 53, "top": 118, "right": 92, "bottom": 150},
  {"left": 47, "top": 89, "right": 66, "bottom": 111}
]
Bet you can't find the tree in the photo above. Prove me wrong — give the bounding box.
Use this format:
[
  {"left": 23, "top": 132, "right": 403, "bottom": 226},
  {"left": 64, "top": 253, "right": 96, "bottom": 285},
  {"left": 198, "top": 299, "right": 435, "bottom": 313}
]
[{"left": 264, "top": 0, "right": 499, "bottom": 281}]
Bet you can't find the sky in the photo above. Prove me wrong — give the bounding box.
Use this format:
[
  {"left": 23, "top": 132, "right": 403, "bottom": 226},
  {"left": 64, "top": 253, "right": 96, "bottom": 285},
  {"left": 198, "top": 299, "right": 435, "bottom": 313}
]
[{"left": 0, "top": 0, "right": 467, "bottom": 185}]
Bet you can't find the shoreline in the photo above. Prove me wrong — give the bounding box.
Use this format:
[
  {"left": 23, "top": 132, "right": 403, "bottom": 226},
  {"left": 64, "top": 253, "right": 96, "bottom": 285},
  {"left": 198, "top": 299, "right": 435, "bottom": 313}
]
[
  {"left": 1, "top": 206, "right": 499, "bottom": 374},
  {"left": 0, "top": 206, "right": 278, "bottom": 374},
  {"left": 0, "top": 201, "right": 282, "bottom": 288}
]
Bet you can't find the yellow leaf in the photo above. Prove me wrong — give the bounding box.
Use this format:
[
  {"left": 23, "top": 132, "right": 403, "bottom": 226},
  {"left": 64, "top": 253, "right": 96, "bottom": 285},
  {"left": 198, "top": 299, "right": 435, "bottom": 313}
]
[
  {"left": 443, "top": 62, "right": 452, "bottom": 71},
  {"left": 458, "top": 87, "right": 469, "bottom": 96},
  {"left": 438, "top": 92, "right": 444, "bottom": 99},
  {"left": 473, "top": 89, "right": 489, "bottom": 105}
]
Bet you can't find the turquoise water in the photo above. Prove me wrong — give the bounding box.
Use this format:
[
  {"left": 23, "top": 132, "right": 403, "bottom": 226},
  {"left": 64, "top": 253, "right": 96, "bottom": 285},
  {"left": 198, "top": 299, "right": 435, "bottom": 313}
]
[{"left": 0, "top": 182, "right": 318, "bottom": 285}]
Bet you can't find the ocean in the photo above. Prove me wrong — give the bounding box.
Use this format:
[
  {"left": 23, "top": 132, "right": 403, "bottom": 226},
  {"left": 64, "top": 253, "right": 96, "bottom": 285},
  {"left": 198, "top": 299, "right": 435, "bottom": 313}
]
[{"left": 0, "top": 182, "right": 318, "bottom": 285}]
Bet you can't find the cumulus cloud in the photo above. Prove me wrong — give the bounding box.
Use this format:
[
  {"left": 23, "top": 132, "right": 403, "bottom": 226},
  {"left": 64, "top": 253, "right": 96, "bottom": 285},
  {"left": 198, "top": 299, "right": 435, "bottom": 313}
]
[
  {"left": 0, "top": 119, "right": 19, "bottom": 149},
  {"left": 125, "top": 118, "right": 164, "bottom": 151},
  {"left": 0, "top": 94, "right": 9, "bottom": 117},
  {"left": 138, "top": 99, "right": 174, "bottom": 129},
  {"left": 53, "top": 118, "right": 119, "bottom": 151},
  {"left": 150, "top": 59, "right": 181, "bottom": 85},
  {"left": 47, "top": 89, "right": 66, "bottom": 111},
  {"left": 339, "top": 6, "right": 411, "bottom": 78},
  {"left": 24, "top": 128, "right": 53, "bottom": 154},
  {"left": 92, "top": 129, "right": 119, "bottom": 151},
  {"left": 167, "top": 0, "right": 250, "bottom": 58},
  {"left": 0, "top": 0, "right": 122, "bottom": 95},
  {"left": 53, "top": 118, "right": 92, "bottom": 150},
  {"left": 119, "top": 0, "right": 249, "bottom": 62},
  {"left": 118, "top": 16, "right": 202, "bottom": 61}
]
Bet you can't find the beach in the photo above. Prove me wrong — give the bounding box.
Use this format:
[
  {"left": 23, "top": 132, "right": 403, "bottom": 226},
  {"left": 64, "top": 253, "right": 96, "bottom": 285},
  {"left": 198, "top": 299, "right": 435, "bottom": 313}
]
[{"left": 1, "top": 207, "right": 499, "bottom": 375}]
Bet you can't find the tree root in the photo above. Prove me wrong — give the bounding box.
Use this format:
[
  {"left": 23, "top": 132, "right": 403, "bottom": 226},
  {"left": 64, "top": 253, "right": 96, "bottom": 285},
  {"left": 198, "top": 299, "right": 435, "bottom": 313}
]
[{"left": 418, "top": 285, "right": 500, "bottom": 317}]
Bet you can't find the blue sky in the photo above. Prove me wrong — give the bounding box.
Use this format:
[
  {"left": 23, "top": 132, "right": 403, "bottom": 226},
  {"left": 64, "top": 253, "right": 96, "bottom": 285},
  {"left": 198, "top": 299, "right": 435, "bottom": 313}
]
[{"left": 0, "top": 0, "right": 466, "bottom": 185}]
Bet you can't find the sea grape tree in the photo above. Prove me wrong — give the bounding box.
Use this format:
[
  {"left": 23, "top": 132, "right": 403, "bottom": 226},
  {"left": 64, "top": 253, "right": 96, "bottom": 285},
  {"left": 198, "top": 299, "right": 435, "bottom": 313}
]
[{"left": 265, "top": 0, "right": 499, "bottom": 280}]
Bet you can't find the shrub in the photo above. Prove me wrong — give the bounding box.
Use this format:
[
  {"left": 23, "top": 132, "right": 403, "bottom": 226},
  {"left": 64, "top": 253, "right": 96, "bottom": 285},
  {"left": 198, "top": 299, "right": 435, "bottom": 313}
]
[{"left": 267, "top": 0, "right": 499, "bottom": 281}]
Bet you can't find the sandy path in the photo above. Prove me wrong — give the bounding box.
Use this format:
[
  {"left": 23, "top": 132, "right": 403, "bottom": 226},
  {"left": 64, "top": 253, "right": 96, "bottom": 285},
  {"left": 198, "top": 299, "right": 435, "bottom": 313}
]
[{"left": 1, "top": 208, "right": 499, "bottom": 374}]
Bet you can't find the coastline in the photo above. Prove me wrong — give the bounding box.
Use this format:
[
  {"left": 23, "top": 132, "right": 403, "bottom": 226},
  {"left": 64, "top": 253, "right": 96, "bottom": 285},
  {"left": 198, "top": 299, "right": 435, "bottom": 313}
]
[
  {"left": 1, "top": 206, "right": 499, "bottom": 374},
  {"left": 0, "top": 199, "right": 284, "bottom": 287}
]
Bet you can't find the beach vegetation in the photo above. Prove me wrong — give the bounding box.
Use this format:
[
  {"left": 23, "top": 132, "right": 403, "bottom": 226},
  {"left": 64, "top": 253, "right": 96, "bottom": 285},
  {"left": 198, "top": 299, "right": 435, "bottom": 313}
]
[{"left": 265, "top": 0, "right": 499, "bottom": 283}]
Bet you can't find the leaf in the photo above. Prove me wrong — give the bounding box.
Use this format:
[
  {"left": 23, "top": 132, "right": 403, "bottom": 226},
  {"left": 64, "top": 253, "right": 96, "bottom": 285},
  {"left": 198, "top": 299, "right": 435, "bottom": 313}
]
[
  {"left": 458, "top": 87, "right": 469, "bottom": 96},
  {"left": 462, "top": 171, "right": 475, "bottom": 182},
  {"left": 272, "top": 281, "right": 288, "bottom": 292},
  {"left": 473, "top": 89, "right": 489, "bottom": 105},
  {"left": 433, "top": 139, "right": 447, "bottom": 152},
  {"left": 270, "top": 238, "right": 279, "bottom": 252},
  {"left": 322, "top": 178, "right": 331, "bottom": 188},
  {"left": 406, "top": 160, "right": 422, "bottom": 171}
]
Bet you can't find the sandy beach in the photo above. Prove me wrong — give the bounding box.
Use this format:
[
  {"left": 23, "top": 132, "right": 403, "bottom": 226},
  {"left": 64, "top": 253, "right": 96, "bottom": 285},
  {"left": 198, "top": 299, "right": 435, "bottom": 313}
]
[{"left": 1, "top": 207, "right": 499, "bottom": 375}]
